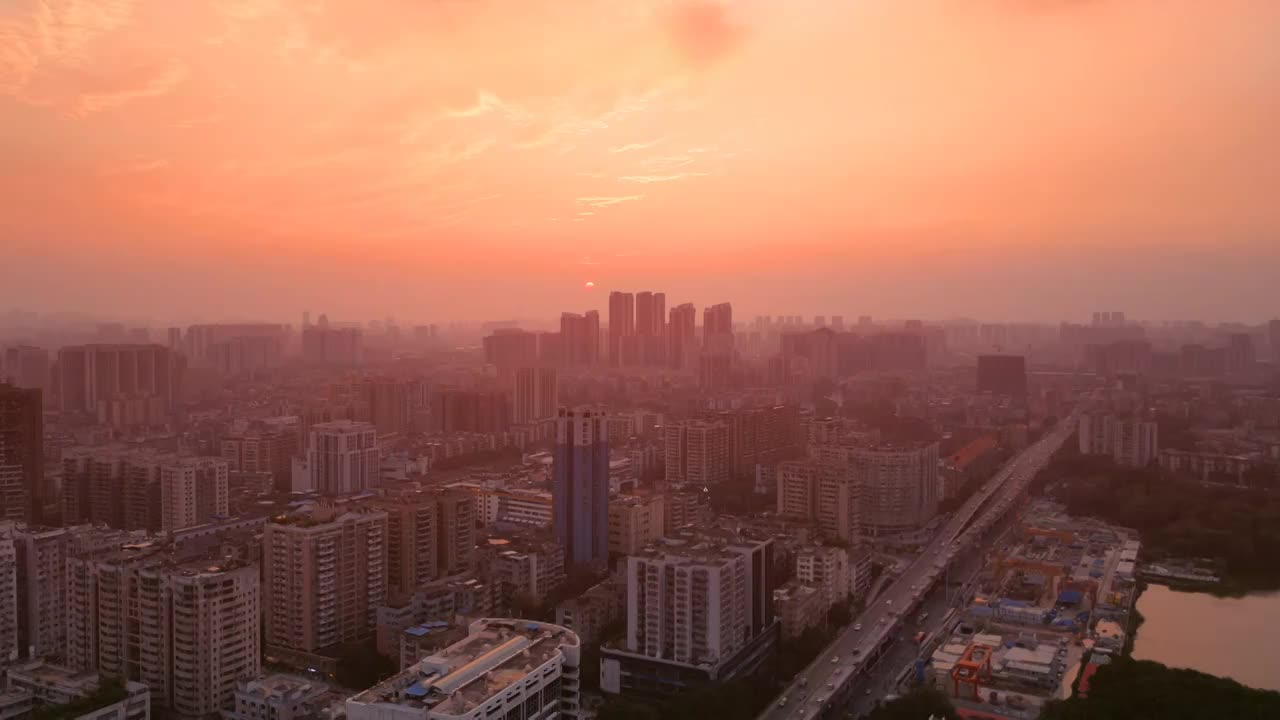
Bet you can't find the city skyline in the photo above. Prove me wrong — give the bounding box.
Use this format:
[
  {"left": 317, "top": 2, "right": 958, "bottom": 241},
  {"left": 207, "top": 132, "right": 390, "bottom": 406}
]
[{"left": 3, "top": 0, "right": 1279, "bottom": 322}]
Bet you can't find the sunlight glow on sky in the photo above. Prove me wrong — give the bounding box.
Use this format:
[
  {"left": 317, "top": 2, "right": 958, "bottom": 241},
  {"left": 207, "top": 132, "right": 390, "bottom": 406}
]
[{"left": 2, "top": 0, "right": 1278, "bottom": 322}]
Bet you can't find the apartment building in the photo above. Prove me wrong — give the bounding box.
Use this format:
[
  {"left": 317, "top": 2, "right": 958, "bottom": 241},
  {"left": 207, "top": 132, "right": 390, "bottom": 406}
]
[
  {"left": 262, "top": 507, "right": 388, "bottom": 654},
  {"left": 64, "top": 545, "right": 260, "bottom": 718}
]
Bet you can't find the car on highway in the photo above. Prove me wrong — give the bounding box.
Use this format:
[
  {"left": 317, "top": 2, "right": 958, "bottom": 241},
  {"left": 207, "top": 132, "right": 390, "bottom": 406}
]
[
  {"left": 853, "top": 623, "right": 862, "bottom": 631},
  {"left": 830, "top": 656, "right": 839, "bottom": 664},
  {"left": 778, "top": 697, "right": 788, "bottom": 707}
]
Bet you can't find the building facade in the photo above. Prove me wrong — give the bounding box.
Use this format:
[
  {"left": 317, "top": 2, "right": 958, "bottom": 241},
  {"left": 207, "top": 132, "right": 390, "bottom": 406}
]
[
  {"left": 302, "top": 421, "right": 380, "bottom": 495},
  {"left": 553, "top": 408, "right": 609, "bottom": 569},
  {"left": 263, "top": 507, "right": 388, "bottom": 653},
  {"left": 0, "top": 384, "right": 41, "bottom": 523},
  {"left": 65, "top": 547, "right": 260, "bottom": 718}
]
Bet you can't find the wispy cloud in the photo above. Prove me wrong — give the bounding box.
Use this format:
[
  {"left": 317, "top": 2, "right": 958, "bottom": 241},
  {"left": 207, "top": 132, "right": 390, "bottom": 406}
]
[
  {"left": 0, "top": 0, "right": 140, "bottom": 99},
  {"left": 640, "top": 155, "right": 696, "bottom": 171},
  {"left": 444, "top": 90, "right": 530, "bottom": 124},
  {"left": 74, "top": 60, "right": 189, "bottom": 115},
  {"left": 577, "top": 195, "right": 644, "bottom": 208},
  {"left": 610, "top": 137, "right": 665, "bottom": 154},
  {"left": 102, "top": 158, "right": 169, "bottom": 176},
  {"left": 619, "top": 172, "right": 709, "bottom": 184}
]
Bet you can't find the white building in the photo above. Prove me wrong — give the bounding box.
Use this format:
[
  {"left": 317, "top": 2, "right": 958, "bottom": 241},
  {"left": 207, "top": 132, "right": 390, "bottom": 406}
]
[
  {"left": 622, "top": 538, "right": 771, "bottom": 666},
  {"left": 345, "top": 618, "right": 581, "bottom": 720},
  {"left": 606, "top": 494, "right": 665, "bottom": 556},
  {"left": 1079, "top": 413, "right": 1158, "bottom": 468},
  {"left": 847, "top": 443, "right": 939, "bottom": 536},
  {"left": 160, "top": 457, "right": 229, "bottom": 532},
  {"left": 795, "top": 545, "right": 851, "bottom": 610},
  {"left": 663, "top": 420, "right": 730, "bottom": 485},
  {"left": 302, "top": 420, "right": 380, "bottom": 494}
]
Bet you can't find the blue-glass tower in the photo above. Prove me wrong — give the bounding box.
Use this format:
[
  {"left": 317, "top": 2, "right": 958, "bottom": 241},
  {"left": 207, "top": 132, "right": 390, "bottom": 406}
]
[{"left": 553, "top": 407, "right": 609, "bottom": 569}]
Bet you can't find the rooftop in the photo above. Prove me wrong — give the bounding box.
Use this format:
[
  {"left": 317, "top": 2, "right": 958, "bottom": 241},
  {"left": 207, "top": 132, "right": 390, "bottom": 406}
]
[
  {"left": 237, "top": 674, "right": 328, "bottom": 702},
  {"left": 348, "top": 619, "right": 578, "bottom": 718}
]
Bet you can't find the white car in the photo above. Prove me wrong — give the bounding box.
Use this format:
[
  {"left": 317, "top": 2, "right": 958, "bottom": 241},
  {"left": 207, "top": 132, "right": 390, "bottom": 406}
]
[
  {"left": 853, "top": 623, "right": 863, "bottom": 631},
  {"left": 778, "top": 698, "right": 788, "bottom": 707},
  {"left": 831, "top": 656, "right": 839, "bottom": 664}
]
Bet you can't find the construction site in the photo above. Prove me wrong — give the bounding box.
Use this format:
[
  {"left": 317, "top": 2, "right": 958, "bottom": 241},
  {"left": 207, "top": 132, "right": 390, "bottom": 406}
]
[{"left": 913, "top": 501, "right": 1141, "bottom": 718}]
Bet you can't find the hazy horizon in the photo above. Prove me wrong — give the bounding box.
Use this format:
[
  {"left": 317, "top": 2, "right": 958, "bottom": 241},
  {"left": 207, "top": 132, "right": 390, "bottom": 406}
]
[{"left": 3, "top": 0, "right": 1278, "bottom": 324}]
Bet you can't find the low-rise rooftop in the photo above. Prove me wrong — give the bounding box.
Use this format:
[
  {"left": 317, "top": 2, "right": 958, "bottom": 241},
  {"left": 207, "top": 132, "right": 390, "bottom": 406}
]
[{"left": 349, "top": 619, "right": 578, "bottom": 718}]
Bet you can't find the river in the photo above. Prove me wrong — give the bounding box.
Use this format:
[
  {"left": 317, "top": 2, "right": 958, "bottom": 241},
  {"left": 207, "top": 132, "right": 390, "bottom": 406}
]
[{"left": 1131, "top": 583, "right": 1280, "bottom": 692}]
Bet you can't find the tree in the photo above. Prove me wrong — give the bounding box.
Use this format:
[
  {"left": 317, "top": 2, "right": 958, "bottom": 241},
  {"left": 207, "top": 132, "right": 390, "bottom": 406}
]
[{"left": 1041, "top": 657, "right": 1280, "bottom": 720}]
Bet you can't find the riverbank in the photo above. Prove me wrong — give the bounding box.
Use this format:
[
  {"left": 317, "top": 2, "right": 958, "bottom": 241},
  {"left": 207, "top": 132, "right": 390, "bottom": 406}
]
[{"left": 1130, "top": 583, "right": 1280, "bottom": 692}]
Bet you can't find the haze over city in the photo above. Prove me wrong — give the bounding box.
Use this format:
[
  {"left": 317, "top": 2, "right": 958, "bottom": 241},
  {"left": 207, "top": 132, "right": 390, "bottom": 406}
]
[
  {"left": 3, "top": 3, "right": 1280, "bottom": 720},
  {"left": 3, "top": 0, "right": 1279, "bottom": 322}
]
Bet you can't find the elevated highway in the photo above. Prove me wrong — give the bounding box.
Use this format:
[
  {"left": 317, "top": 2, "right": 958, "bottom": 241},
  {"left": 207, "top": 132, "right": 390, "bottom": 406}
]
[{"left": 759, "top": 417, "right": 1076, "bottom": 720}]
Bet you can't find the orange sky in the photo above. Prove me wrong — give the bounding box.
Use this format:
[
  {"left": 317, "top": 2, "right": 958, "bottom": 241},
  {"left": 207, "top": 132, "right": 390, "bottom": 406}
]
[{"left": 2, "top": 0, "right": 1278, "bottom": 323}]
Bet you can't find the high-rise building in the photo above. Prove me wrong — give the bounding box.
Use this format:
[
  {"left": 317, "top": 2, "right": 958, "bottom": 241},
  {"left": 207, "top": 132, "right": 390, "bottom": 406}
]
[
  {"left": 428, "top": 389, "right": 511, "bottom": 434},
  {"left": 513, "top": 367, "right": 558, "bottom": 424},
  {"left": 704, "top": 405, "right": 801, "bottom": 480},
  {"left": 263, "top": 507, "right": 388, "bottom": 653},
  {"left": 608, "top": 534, "right": 775, "bottom": 689},
  {"left": 636, "top": 292, "right": 665, "bottom": 336},
  {"left": 553, "top": 407, "right": 609, "bottom": 569},
  {"left": 668, "top": 303, "right": 697, "bottom": 370},
  {"left": 796, "top": 545, "right": 853, "bottom": 609},
  {"left": 433, "top": 490, "right": 476, "bottom": 576},
  {"left": 775, "top": 460, "right": 861, "bottom": 542},
  {"left": 560, "top": 311, "right": 601, "bottom": 367},
  {"left": 608, "top": 292, "right": 635, "bottom": 367},
  {"left": 0, "top": 530, "right": 15, "bottom": 668},
  {"left": 160, "top": 457, "right": 229, "bottom": 532},
  {"left": 301, "top": 315, "right": 362, "bottom": 366},
  {"left": 663, "top": 420, "right": 730, "bottom": 485},
  {"left": 300, "top": 420, "right": 379, "bottom": 494},
  {"left": 976, "top": 354, "right": 1028, "bottom": 396},
  {"left": 363, "top": 377, "right": 412, "bottom": 438},
  {"left": 703, "top": 302, "right": 734, "bottom": 352},
  {"left": 54, "top": 345, "right": 184, "bottom": 424},
  {"left": 61, "top": 448, "right": 166, "bottom": 532},
  {"left": 11, "top": 526, "right": 68, "bottom": 661},
  {"left": 372, "top": 495, "right": 438, "bottom": 597},
  {"left": 221, "top": 419, "right": 300, "bottom": 494},
  {"left": 848, "top": 443, "right": 939, "bottom": 536},
  {"left": 184, "top": 324, "right": 287, "bottom": 371},
  {"left": 0, "top": 384, "right": 41, "bottom": 523},
  {"left": 2, "top": 346, "right": 49, "bottom": 394},
  {"left": 482, "top": 329, "right": 539, "bottom": 380},
  {"left": 607, "top": 494, "right": 666, "bottom": 556},
  {"left": 1079, "top": 413, "right": 1158, "bottom": 468},
  {"left": 65, "top": 545, "right": 260, "bottom": 717}
]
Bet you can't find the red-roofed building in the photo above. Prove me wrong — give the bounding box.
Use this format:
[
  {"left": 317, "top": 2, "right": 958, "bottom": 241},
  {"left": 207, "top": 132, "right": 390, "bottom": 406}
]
[{"left": 940, "top": 434, "right": 1002, "bottom": 500}]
